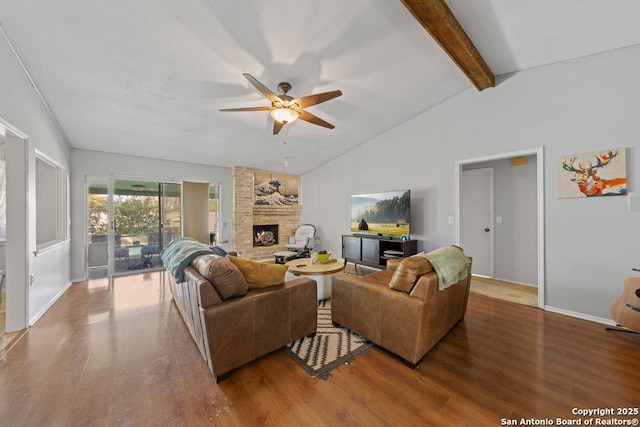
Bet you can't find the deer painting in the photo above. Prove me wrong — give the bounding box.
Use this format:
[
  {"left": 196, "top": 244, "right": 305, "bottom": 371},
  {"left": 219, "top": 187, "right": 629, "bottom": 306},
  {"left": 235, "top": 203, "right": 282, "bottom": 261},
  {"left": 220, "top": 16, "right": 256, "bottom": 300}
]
[{"left": 560, "top": 149, "right": 627, "bottom": 197}]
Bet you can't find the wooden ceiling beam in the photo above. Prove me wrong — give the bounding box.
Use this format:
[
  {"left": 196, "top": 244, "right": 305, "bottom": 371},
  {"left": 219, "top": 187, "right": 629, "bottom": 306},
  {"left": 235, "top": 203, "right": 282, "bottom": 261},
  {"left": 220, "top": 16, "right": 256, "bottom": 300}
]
[{"left": 400, "top": 0, "right": 495, "bottom": 90}]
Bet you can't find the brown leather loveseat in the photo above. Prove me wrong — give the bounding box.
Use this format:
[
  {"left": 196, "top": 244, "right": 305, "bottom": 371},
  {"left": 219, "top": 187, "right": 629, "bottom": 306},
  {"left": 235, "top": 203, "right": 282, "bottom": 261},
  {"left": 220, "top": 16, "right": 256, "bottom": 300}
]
[
  {"left": 163, "top": 239, "right": 317, "bottom": 381},
  {"left": 331, "top": 246, "right": 472, "bottom": 367}
]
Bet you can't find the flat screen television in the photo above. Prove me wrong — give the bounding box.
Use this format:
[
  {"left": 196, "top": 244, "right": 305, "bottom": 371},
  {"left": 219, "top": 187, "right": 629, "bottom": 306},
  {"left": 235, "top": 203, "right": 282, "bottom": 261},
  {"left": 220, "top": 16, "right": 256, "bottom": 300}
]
[{"left": 350, "top": 190, "right": 410, "bottom": 237}]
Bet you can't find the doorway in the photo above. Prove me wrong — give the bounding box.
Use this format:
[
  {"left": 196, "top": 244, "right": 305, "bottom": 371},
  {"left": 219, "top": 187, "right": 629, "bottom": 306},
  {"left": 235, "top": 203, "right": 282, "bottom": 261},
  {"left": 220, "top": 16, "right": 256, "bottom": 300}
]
[
  {"left": 0, "top": 118, "right": 30, "bottom": 335},
  {"left": 455, "top": 148, "right": 545, "bottom": 309}
]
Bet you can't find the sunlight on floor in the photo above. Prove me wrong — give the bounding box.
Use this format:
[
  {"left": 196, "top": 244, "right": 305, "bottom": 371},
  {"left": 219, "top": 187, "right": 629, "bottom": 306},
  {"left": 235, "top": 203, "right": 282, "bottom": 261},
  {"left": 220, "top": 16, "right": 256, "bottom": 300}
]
[{"left": 470, "top": 275, "right": 538, "bottom": 307}]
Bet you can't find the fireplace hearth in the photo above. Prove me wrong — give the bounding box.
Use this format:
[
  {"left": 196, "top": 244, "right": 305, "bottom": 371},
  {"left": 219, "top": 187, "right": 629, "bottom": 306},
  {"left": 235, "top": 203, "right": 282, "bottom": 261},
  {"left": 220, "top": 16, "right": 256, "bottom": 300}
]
[{"left": 253, "top": 224, "right": 279, "bottom": 247}]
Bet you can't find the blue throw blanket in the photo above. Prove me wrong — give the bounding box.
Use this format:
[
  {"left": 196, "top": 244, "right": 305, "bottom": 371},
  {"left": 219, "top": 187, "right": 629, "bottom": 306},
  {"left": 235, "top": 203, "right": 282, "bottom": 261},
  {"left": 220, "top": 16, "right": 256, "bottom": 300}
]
[{"left": 160, "top": 237, "right": 213, "bottom": 282}]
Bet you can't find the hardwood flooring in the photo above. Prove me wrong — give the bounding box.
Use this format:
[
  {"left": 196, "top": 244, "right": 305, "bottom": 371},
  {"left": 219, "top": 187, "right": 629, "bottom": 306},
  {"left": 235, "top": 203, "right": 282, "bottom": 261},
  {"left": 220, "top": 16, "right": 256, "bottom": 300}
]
[
  {"left": 470, "top": 275, "right": 538, "bottom": 307},
  {"left": 0, "top": 271, "right": 638, "bottom": 426},
  {"left": 0, "top": 290, "right": 18, "bottom": 354}
]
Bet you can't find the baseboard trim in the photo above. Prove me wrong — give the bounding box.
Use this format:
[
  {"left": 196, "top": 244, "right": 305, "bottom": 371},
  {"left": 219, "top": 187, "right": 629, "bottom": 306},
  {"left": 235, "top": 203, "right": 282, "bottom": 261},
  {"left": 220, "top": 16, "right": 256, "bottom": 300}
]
[
  {"left": 491, "top": 276, "right": 537, "bottom": 288},
  {"left": 29, "top": 280, "right": 73, "bottom": 327},
  {"left": 544, "top": 305, "right": 615, "bottom": 326}
]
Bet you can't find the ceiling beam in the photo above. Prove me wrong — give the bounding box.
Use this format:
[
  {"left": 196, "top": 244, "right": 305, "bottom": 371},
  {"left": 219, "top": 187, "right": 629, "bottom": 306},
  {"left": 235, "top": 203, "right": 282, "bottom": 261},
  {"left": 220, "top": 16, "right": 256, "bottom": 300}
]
[{"left": 400, "top": 0, "right": 495, "bottom": 91}]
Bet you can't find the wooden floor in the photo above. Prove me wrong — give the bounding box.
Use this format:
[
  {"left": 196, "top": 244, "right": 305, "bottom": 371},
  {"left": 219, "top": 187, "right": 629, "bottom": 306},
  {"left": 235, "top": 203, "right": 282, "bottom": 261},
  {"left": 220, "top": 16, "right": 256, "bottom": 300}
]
[
  {"left": 470, "top": 275, "right": 538, "bottom": 307},
  {"left": 0, "top": 290, "right": 17, "bottom": 354},
  {"left": 1, "top": 272, "right": 638, "bottom": 426}
]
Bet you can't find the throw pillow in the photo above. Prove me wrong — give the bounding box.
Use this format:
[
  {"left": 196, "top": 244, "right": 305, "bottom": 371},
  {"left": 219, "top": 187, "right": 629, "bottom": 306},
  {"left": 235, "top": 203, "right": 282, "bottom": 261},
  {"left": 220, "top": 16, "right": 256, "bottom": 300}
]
[
  {"left": 192, "top": 254, "right": 248, "bottom": 299},
  {"left": 191, "top": 253, "right": 223, "bottom": 275},
  {"left": 228, "top": 256, "right": 289, "bottom": 289},
  {"left": 388, "top": 255, "right": 433, "bottom": 293}
]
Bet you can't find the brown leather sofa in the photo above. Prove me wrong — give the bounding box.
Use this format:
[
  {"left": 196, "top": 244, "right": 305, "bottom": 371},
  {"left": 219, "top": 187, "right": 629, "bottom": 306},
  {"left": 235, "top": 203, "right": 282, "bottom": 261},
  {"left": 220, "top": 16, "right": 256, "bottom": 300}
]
[
  {"left": 167, "top": 253, "right": 317, "bottom": 381},
  {"left": 331, "top": 246, "right": 472, "bottom": 367}
]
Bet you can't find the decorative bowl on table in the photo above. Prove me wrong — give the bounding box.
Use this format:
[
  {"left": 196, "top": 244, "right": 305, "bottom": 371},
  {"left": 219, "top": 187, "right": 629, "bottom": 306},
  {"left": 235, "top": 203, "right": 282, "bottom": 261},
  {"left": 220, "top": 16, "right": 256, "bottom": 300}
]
[{"left": 315, "top": 251, "right": 332, "bottom": 261}]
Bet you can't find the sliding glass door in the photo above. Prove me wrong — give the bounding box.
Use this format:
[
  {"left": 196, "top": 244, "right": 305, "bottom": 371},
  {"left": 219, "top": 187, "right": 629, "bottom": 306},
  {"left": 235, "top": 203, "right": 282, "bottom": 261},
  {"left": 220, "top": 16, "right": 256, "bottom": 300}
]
[
  {"left": 87, "top": 181, "right": 109, "bottom": 279},
  {"left": 112, "top": 180, "right": 181, "bottom": 275},
  {"left": 161, "top": 182, "right": 182, "bottom": 252},
  {"left": 86, "top": 178, "right": 219, "bottom": 278},
  {"left": 86, "top": 178, "right": 182, "bottom": 278}
]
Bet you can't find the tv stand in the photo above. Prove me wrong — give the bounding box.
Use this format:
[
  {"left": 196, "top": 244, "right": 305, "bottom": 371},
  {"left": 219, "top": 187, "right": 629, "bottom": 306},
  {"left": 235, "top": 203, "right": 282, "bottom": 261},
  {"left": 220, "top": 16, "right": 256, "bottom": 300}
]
[{"left": 342, "top": 234, "right": 417, "bottom": 269}]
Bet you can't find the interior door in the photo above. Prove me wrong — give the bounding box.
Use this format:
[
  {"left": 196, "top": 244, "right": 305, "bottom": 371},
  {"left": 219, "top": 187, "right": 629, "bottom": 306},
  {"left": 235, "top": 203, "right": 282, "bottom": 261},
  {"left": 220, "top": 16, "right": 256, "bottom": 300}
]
[{"left": 460, "top": 168, "right": 493, "bottom": 277}]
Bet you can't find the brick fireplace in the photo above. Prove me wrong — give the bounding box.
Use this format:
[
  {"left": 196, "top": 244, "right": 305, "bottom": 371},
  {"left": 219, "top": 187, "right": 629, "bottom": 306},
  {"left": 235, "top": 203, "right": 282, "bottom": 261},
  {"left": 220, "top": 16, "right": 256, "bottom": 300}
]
[{"left": 232, "top": 166, "right": 302, "bottom": 260}]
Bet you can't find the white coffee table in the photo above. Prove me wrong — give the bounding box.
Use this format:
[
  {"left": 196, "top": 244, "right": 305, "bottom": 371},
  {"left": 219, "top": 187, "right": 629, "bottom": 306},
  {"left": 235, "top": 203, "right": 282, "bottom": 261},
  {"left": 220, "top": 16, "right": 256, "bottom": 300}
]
[{"left": 285, "top": 258, "right": 345, "bottom": 300}]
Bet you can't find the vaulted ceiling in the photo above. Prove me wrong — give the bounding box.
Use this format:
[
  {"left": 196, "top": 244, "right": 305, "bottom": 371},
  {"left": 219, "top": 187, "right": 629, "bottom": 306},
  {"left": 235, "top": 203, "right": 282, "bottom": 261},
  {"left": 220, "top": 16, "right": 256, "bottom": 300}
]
[{"left": 1, "top": 1, "right": 639, "bottom": 175}]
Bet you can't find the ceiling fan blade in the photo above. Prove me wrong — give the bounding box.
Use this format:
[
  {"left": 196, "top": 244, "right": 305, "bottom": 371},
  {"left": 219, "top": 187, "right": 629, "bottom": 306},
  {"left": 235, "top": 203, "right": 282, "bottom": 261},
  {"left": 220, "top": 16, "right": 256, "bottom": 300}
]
[
  {"left": 294, "top": 90, "right": 342, "bottom": 108},
  {"left": 243, "top": 73, "right": 281, "bottom": 103},
  {"left": 273, "top": 120, "right": 284, "bottom": 135},
  {"left": 298, "top": 110, "right": 335, "bottom": 129},
  {"left": 219, "top": 106, "right": 272, "bottom": 112}
]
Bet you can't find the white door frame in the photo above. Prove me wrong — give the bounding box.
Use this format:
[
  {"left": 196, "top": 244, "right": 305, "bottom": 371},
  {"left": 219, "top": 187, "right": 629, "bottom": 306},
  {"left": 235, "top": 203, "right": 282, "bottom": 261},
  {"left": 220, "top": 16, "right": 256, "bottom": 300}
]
[
  {"left": 454, "top": 147, "right": 545, "bottom": 309},
  {"left": 1, "top": 117, "right": 31, "bottom": 331}
]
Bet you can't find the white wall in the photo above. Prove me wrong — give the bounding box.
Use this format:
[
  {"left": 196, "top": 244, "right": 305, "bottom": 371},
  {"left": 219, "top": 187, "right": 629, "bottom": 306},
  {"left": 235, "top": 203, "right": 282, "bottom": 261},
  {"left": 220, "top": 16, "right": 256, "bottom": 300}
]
[
  {"left": 0, "top": 31, "right": 71, "bottom": 330},
  {"left": 463, "top": 156, "right": 537, "bottom": 286},
  {"left": 70, "top": 149, "right": 232, "bottom": 280},
  {"left": 301, "top": 44, "right": 640, "bottom": 322}
]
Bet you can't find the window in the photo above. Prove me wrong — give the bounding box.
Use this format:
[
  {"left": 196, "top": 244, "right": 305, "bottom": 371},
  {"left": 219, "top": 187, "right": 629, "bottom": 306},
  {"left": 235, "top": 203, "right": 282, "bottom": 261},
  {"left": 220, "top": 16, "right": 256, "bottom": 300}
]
[{"left": 36, "top": 154, "right": 67, "bottom": 249}]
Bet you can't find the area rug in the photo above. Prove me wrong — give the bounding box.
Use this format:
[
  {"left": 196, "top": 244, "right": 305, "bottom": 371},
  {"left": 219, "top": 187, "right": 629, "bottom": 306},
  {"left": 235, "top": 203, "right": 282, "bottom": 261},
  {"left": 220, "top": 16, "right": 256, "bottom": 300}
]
[{"left": 283, "top": 299, "right": 372, "bottom": 379}]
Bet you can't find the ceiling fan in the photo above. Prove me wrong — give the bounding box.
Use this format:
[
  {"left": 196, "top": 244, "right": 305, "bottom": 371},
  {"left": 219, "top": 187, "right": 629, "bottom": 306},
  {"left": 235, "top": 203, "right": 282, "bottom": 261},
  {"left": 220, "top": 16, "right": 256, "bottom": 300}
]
[{"left": 220, "top": 73, "right": 343, "bottom": 135}]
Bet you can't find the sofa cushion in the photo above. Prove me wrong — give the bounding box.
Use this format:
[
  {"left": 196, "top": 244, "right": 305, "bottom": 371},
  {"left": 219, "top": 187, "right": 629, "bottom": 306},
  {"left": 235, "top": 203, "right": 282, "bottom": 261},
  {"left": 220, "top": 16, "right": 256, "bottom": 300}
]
[
  {"left": 388, "top": 255, "right": 433, "bottom": 293},
  {"left": 191, "top": 253, "right": 222, "bottom": 276},
  {"left": 228, "top": 256, "right": 289, "bottom": 289},
  {"left": 192, "top": 254, "right": 248, "bottom": 299}
]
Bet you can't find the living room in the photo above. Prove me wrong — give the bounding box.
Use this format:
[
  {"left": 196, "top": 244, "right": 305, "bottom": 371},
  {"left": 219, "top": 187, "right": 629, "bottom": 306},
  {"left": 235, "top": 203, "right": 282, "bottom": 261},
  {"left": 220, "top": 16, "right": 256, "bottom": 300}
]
[{"left": 1, "top": 2, "right": 639, "bottom": 425}]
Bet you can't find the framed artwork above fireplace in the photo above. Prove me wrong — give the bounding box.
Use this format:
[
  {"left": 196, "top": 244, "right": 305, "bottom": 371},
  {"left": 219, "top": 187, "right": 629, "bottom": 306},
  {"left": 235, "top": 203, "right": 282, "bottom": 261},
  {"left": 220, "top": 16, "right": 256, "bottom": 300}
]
[{"left": 254, "top": 171, "right": 299, "bottom": 206}]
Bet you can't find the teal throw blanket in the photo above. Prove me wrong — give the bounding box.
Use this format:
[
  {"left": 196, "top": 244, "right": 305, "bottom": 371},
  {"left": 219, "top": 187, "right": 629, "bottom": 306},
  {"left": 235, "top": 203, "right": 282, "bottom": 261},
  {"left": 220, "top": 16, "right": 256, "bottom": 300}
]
[
  {"left": 417, "top": 246, "right": 471, "bottom": 291},
  {"left": 160, "top": 237, "right": 213, "bottom": 282}
]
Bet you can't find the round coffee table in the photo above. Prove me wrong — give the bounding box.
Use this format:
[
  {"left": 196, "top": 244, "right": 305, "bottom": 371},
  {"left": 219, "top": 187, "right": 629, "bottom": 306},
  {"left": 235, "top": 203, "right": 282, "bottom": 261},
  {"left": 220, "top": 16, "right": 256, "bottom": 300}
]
[{"left": 285, "top": 258, "right": 345, "bottom": 300}]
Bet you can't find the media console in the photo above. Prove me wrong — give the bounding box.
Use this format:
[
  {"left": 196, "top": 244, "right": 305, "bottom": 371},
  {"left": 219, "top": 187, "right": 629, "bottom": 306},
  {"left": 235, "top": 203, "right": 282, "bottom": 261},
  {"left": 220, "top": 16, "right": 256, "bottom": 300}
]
[{"left": 342, "top": 234, "right": 418, "bottom": 269}]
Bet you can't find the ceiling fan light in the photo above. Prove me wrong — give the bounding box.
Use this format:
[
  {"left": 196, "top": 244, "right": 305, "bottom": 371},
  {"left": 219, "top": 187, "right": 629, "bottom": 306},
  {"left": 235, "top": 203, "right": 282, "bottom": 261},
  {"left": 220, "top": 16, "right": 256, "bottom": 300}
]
[{"left": 271, "top": 108, "right": 299, "bottom": 124}]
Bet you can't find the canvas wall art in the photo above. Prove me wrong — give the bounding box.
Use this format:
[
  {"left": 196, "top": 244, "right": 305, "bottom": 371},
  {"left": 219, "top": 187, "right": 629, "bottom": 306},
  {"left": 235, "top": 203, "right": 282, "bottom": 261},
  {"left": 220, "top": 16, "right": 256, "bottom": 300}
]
[
  {"left": 557, "top": 148, "right": 627, "bottom": 198},
  {"left": 254, "top": 171, "right": 299, "bottom": 205}
]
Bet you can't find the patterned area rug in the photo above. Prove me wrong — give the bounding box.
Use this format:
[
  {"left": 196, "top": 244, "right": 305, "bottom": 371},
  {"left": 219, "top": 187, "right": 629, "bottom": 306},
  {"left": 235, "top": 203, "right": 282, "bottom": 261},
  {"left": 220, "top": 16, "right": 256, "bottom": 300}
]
[{"left": 283, "top": 299, "right": 372, "bottom": 379}]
